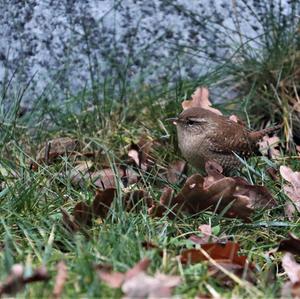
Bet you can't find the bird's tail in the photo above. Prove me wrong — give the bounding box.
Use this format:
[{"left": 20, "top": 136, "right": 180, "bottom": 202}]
[{"left": 250, "top": 124, "right": 282, "bottom": 141}]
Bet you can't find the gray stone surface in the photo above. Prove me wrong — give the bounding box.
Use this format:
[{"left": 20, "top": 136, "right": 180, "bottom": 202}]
[{"left": 0, "top": 0, "right": 297, "bottom": 100}]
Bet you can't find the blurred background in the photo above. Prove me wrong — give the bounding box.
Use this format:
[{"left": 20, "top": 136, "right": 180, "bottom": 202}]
[{"left": 0, "top": 0, "right": 298, "bottom": 99}]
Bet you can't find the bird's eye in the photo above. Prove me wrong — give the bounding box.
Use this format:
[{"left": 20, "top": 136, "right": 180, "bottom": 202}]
[{"left": 186, "top": 119, "right": 195, "bottom": 126}]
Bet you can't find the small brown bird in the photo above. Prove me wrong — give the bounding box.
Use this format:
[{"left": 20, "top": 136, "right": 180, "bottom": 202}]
[{"left": 169, "top": 107, "right": 280, "bottom": 173}]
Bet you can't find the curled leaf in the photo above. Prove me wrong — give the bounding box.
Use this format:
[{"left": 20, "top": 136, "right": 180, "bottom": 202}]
[
  {"left": 181, "top": 87, "right": 222, "bottom": 115},
  {"left": 97, "top": 258, "right": 180, "bottom": 298},
  {"left": 258, "top": 135, "right": 281, "bottom": 159},
  {"left": 278, "top": 233, "right": 300, "bottom": 256},
  {"left": 35, "top": 137, "right": 81, "bottom": 166},
  {"left": 280, "top": 165, "right": 300, "bottom": 219},
  {"left": 150, "top": 161, "right": 275, "bottom": 221}
]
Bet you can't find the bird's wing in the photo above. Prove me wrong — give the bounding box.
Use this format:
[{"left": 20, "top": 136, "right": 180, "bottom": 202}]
[{"left": 207, "top": 120, "right": 255, "bottom": 157}]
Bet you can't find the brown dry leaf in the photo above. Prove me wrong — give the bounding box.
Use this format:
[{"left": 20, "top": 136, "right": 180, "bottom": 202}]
[
  {"left": 91, "top": 169, "right": 120, "bottom": 189},
  {"left": 266, "top": 167, "right": 279, "bottom": 181},
  {"left": 123, "top": 190, "right": 153, "bottom": 212},
  {"left": 61, "top": 201, "right": 93, "bottom": 233},
  {"left": 180, "top": 242, "right": 249, "bottom": 266},
  {"left": 180, "top": 242, "right": 255, "bottom": 285},
  {"left": 92, "top": 189, "right": 116, "bottom": 218},
  {"left": 141, "top": 241, "right": 160, "bottom": 250},
  {"left": 35, "top": 137, "right": 81, "bottom": 165},
  {"left": 181, "top": 87, "right": 222, "bottom": 115},
  {"left": 281, "top": 252, "right": 300, "bottom": 299},
  {"left": 189, "top": 224, "right": 228, "bottom": 245},
  {"left": 62, "top": 187, "right": 152, "bottom": 230},
  {"left": 53, "top": 261, "right": 68, "bottom": 299},
  {"left": 70, "top": 161, "right": 94, "bottom": 186},
  {"left": 61, "top": 208, "right": 79, "bottom": 233},
  {"left": 258, "top": 135, "right": 281, "bottom": 159},
  {"left": 148, "top": 187, "right": 174, "bottom": 218},
  {"left": 278, "top": 233, "right": 300, "bottom": 256},
  {"left": 189, "top": 224, "right": 214, "bottom": 245},
  {"left": 73, "top": 202, "right": 92, "bottom": 227},
  {"left": 98, "top": 268, "right": 124, "bottom": 288},
  {"left": 0, "top": 264, "right": 49, "bottom": 296},
  {"left": 97, "top": 258, "right": 150, "bottom": 288},
  {"left": 282, "top": 253, "right": 300, "bottom": 284},
  {"left": 122, "top": 272, "right": 181, "bottom": 299},
  {"left": 280, "top": 165, "right": 300, "bottom": 219},
  {"left": 127, "top": 137, "right": 154, "bottom": 171},
  {"left": 92, "top": 168, "right": 138, "bottom": 189},
  {"left": 150, "top": 161, "right": 275, "bottom": 221},
  {"left": 97, "top": 258, "right": 180, "bottom": 298},
  {"left": 166, "top": 160, "right": 187, "bottom": 184}
]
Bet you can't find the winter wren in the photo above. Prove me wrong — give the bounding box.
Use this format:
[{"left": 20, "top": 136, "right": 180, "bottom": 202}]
[{"left": 170, "top": 107, "right": 280, "bottom": 173}]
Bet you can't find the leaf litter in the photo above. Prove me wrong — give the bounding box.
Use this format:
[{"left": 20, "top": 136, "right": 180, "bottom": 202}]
[{"left": 96, "top": 258, "right": 181, "bottom": 298}]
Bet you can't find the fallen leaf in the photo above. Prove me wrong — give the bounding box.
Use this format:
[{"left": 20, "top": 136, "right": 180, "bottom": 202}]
[
  {"left": 281, "top": 253, "right": 300, "bottom": 298},
  {"left": 258, "top": 135, "right": 281, "bottom": 159},
  {"left": 148, "top": 187, "right": 174, "bottom": 218},
  {"left": 266, "top": 167, "right": 279, "bottom": 181},
  {"left": 280, "top": 165, "right": 300, "bottom": 219},
  {"left": 61, "top": 208, "right": 79, "bottom": 233},
  {"left": 97, "top": 258, "right": 150, "bottom": 288},
  {"left": 166, "top": 160, "right": 187, "bottom": 184},
  {"left": 282, "top": 253, "right": 300, "bottom": 284},
  {"left": 95, "top": 264, "right": 123, "bottom": 288},
  {"left": 92, "top": 189, "right": 116, "bottom": 218},
  {"left": 53, "top": 261, "right": 68, "bottom": 299},
  {"left": 72, "top": 165, "right": 139, "bottom": 190},
  {"left": 70, "top": 161, "right": 93, "bottom": 186},
  {"left": 123, "top": 190, "right": 153, "bottom": 211},
  {"left": 61, "top": 201, "right": 93, "bottom": 233},
  {"left": 36, "top": 137, "right": 81, "bottom": 165},
  {"left": 142, "top": 241, "right": 160, "bottom": 250},
  {"left": 180, "top": 242, "right": 248, "bottom": 266},
  {"left": 150, "top": 161, "right": 275, "bottom": 221},
  {"left": 73, "top": 202, "right": 92, "bottom": 227},
  {"left": 278, "top": 233, "right": 300, "bottom": 256},
  {"left": 127, "top": 137, "right": 154, "bottom": 171},
  {"left": 181, "top": 87, "right": 222, "bottom": 115},
  {"left": 97, "top": 258, "right": 180, "bottom": 298},
  {"left": 180, "top": 242, "right": 255, "bottom": 285},
  {"left": 122, "top": 272, "right": 180, "bottom": 299},
  {"left": 22, "top": 266, "right": 49, "bottom": 283},
  {"left": 189, "top": 224, "right": 227, "bottom": 245},
  {"left": 0, "top": 264, "right": 49, "bottom": 296},
  {"left": 125, "top": 258, "right": 151, "bottom": 280},
  {"left": 91, "top": 169, "right": 120, "bottom": 189}
]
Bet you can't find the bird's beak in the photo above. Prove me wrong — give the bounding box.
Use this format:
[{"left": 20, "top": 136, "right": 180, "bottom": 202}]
[{"left": 165, "top": 117, "right": 178, "bottom": 125}]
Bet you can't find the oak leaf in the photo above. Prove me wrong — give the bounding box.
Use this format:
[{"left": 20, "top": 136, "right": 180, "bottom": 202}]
[
  {"left": 182, "top": 87, "right": 222, "bottom": 115},
  {"left": 280, "top": 165, "right": 300, "bottom": 219}
]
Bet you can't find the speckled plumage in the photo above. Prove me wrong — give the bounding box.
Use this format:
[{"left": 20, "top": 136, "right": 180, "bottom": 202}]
[{"left": 174, "top": 107, "right": 280, "bottom": 173}]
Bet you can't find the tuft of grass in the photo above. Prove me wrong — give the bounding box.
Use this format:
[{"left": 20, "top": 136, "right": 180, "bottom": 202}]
[{"left": 223, "top": 4, "right": 300, "bottom": 150}]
